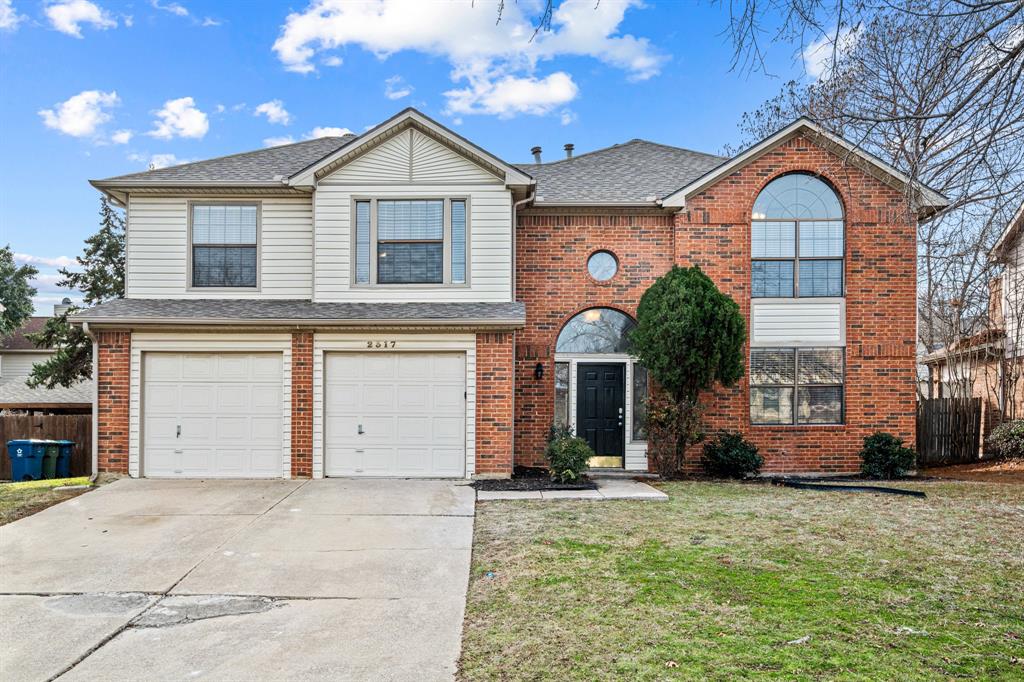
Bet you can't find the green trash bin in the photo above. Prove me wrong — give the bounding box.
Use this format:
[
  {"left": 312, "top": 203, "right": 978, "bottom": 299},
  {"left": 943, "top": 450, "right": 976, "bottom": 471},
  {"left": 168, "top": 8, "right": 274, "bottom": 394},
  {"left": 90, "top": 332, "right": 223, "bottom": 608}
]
[{"left": 41, "top": 441, "right": 59, "bottom": 479}]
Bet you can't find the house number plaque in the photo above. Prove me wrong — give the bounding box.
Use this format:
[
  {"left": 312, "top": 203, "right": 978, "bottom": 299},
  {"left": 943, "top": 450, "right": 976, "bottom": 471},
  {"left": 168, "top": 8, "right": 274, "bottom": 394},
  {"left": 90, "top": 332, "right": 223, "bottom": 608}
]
[{"left": 366, "top": 341, "right": 398, "bottom": 349}]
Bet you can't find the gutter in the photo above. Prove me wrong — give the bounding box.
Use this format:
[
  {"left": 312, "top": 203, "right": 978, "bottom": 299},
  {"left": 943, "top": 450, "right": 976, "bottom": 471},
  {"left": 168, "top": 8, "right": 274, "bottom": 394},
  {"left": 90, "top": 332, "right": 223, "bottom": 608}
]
[
  {"left": 71, "top": 316, "right": 527, "bottom": 329},
  {"left": 82, "top": 321, "right": 99, "bottom": 482}
]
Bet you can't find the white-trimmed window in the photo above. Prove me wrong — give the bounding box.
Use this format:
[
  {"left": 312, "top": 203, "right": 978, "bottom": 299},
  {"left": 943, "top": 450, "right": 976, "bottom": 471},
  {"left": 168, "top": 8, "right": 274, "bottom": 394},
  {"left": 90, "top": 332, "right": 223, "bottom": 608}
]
[
  {"left": 191, "top": 203, "right": 258, "bottom": 288},
  {"left": 750, "top": 348, "right": 844, "bottom": 425},
  {"left": 354, "top": 198, "right": 468, "bottom": 285},
  {"left": 751, "top": 174, "right": 844, "bottom": 298}
]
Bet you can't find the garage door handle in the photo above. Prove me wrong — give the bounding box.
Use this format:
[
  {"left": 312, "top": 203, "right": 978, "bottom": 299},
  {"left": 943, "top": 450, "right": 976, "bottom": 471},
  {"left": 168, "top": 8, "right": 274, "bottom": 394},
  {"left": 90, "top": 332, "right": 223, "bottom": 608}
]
[
  {"left": 357, "top": 424, "right": 364, "bottom": 435},
  {"left": 176, "top": 425, "right": 181, "bottom": 438}
]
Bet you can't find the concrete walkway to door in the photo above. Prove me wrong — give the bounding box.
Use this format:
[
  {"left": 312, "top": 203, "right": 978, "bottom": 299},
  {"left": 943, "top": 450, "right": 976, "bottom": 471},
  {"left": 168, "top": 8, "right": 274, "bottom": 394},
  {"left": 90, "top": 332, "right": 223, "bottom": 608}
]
[{"left": 0, "top": 478, "right": 475, "bottom": 681}]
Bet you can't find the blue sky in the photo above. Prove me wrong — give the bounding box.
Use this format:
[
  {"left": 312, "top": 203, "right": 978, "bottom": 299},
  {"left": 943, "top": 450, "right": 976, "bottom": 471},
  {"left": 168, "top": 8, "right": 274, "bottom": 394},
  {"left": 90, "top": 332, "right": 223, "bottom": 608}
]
[{"left": 0, "top": 0, "right": 815, "bottom": 313}]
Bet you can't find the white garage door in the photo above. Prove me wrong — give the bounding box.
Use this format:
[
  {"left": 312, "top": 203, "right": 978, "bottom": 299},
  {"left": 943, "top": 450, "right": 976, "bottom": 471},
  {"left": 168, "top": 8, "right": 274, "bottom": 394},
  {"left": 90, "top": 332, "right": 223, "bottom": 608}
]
[
  {"left": 325, "top": 352, "right": 466, "bottom": 477},
  {"left": 143, "top": 352, "right": 283, "bottom": 478}
]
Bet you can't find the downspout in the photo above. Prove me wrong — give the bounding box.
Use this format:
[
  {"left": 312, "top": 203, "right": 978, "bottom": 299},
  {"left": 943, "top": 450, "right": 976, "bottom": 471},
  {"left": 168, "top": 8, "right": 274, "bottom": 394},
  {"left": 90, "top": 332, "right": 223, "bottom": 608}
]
[
  {"left": 510, "top": 189, "right": 536, "bottom": 474},
  {"left": 82, "top": 321, "right": 99, "bottom": 482}
]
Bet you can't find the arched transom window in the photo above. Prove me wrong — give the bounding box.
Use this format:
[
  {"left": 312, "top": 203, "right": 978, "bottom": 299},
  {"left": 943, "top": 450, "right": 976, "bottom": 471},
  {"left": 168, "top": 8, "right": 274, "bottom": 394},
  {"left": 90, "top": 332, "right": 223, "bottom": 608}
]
[
  {"left": 751, "top": 173, "right": 844, "bottom": 298},
  {"left": 555, "top": 307, "right": 635, "bottom": 354}
]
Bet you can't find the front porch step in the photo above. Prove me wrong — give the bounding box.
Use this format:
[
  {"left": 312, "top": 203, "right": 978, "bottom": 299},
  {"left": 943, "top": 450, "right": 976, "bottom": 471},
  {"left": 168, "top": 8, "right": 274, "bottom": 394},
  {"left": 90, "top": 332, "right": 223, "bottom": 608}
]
[{"left": 588, "top": 469, "right": 660, "bottom": 480}]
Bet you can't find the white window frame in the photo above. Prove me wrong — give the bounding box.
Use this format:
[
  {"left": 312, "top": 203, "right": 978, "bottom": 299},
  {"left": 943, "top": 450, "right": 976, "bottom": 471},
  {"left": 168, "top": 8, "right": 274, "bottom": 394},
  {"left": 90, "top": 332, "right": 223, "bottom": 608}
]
[
  {"left": 350, "top": 196, "right": 471, "bottom": 288},
  {"left": 186, "top": 200, "right": 261, "bottom": 292}
]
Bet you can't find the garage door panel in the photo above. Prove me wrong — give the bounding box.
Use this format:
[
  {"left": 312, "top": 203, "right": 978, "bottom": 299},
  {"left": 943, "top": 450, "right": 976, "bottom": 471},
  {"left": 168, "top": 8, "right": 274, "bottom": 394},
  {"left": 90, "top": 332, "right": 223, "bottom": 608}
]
[
  {"left": 181, "top": 355, "right": 216, "bottom": 380},
  {"left": 325, "top": 352, "right": 466, "bottom": 478},
  {"left": 179, "top": 384, "right": 215, "bottom": 411},
  {"left": 143, "top": 352, "right": 283, "bottom": 478},
  {"left": 397, "top": 385, "right": 429, "bottom": 410}
]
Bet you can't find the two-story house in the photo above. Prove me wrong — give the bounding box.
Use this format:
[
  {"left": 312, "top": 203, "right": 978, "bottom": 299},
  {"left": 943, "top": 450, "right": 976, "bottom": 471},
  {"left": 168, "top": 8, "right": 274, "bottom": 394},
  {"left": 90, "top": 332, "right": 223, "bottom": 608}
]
[{"left": 75, "top": 108, "right": 946, "bottom": 479}]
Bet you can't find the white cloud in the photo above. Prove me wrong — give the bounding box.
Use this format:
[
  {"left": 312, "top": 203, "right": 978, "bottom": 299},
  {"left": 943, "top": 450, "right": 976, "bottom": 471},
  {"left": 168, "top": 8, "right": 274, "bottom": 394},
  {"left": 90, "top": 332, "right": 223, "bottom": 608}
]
[
  {"left": 445, "top": 71, "right": 578, "bottom": 118},
  {"left": 151, "top": 0, "right": 187, "bottom": 17},
  {"left": 322, "top": 55, "right": 342, "bottom": 67},
  {"left": 384, "top": 75, "right": 413, "bottom": 100},
  {"left": 559, "top": 108, "right": 577, "bottom": 125},
  {"left": 45, "top": 0, "right": 117, "bottom": 38},
  {"left": 0, "top": 0, "right": 25, "bottom": 31},
  {"left": 263, "top": 135, "right": 296, "bottom": 147},
  {"left": 803, "top": 26, "right": 860, "bottom": 80},
  {"left": 254, "top": 99, "right": 292, "bottom": 125},
  {"left": 272, "top": 0, "right": 664, "bottom": 119},
  {"left": 128, "top": 152, "right": 191, "bottom": 169},
  {"left": 214, "top": 104, "right": 226, "bottom": 114},
  {"left": 201, "top": 17, "right": 220, "bottom": 27},
  {"left": 306, "top": 126, "right": 353, "bottom": 138},
  {"left": 14, "top": 253, "right": 77, "bottom": 268},
  {"left": 148, "top": 96, "right": 209, "bottom": 139},
  {"left": 110, "top": 129, "right": 133, "bottom": 144},
  {"left": 39, "top": 90, "right": 119, "bottom": 138}
]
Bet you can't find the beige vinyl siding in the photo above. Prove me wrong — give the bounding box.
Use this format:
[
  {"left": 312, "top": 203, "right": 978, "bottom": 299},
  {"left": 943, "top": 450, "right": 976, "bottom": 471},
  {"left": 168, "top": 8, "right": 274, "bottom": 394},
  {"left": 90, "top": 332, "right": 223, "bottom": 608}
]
[
  {"left": 0, "top": 352, "right": 53, "bottom": 383},
  {"left": 327, "top": 132, "right": 411, "bottom": 184},
  {"left": 751, "top": 299, "right": 845, "bottom": 346},
  {"left": 1004, "top": 239, "right": 1024, "bottom": 358},
  {"left": 411, "top": 130, "right": 498, "bottom": 184},
  {"left": 125, "top": 196, "right": 313, "bottom": 299}
]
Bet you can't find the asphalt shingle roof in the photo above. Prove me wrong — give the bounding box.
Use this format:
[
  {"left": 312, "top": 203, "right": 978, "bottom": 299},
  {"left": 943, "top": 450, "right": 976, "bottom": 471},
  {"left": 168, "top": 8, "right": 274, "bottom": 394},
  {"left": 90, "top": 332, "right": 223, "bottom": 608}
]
[
  {"left": 73, "top": 299, "right": 525, "bottom": 326},
  {"left": 0, "top": 379, "right": 93, "bottom": 407},
  {"left": 517, "top": 139, "right": 726, "bottom": 204},
  {"left": 1, "top": 317, "right": 48, "bottom": 351},
  {"left": 97, "top": 136, "right": 355, "bottom": 185}
]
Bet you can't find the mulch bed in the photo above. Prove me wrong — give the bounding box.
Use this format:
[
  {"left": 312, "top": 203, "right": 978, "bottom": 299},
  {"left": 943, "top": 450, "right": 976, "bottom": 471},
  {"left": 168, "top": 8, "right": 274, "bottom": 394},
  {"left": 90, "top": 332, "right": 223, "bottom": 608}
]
[{"left": 472, "top": 465, "right": 598, "bottom": 492}]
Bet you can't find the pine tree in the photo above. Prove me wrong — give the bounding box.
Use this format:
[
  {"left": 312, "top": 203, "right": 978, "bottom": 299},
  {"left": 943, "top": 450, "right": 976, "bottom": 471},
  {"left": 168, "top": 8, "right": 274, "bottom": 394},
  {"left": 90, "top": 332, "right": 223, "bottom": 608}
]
[
  {"left": 0, "top": 245, "right": 38, "bottom": 339},
  {"left": 27, "top": 197, "right": 125, "bottom": 388}
]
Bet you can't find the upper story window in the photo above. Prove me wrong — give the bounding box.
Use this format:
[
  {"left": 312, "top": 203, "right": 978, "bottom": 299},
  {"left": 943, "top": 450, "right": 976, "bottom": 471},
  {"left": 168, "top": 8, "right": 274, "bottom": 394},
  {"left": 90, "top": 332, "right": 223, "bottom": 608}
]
[
  {"left": 354, "top": 198, "right": 467, "bottom": 286},
  {"left": 191, "top": 203, "right": 258, "bottom": 288},
  {"left": 751, "top": 174, "right": 844, "bottom": 298}
]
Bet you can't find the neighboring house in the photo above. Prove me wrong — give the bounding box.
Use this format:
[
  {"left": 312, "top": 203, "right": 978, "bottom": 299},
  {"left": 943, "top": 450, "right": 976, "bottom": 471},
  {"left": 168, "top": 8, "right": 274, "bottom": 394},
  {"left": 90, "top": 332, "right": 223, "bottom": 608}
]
[
  {"left": 923, "top": 200, "right": 1024, "bottom": 440},
  {"left": 0, "top": 299, "right": 93, "bottom": 414},
  {"left": 74, "top": 108, "right": 947, "bottom": 479}
]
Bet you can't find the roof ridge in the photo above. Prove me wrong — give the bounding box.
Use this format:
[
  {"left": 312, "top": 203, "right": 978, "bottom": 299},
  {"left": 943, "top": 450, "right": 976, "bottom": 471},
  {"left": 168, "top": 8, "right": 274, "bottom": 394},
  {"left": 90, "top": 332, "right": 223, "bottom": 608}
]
[
  {"left": 100, "top": 135, "right": 354, "bottom": 181},
  {"left": 520, "top": 138, "right": 723, "bottom": 168}
]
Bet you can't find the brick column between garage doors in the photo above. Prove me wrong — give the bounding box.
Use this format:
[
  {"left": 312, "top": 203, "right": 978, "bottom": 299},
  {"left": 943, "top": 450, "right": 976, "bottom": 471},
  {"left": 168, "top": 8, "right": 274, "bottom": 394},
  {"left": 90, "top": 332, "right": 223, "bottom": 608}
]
[
  {"left": 96, "top": 330, "right": 130, "bottom": 474},
  {"left": 476, "top": 331, "right": 514, "bottom": 477},
  {"left": 291, "top": 331, "right": 313, "bottom": 478}
]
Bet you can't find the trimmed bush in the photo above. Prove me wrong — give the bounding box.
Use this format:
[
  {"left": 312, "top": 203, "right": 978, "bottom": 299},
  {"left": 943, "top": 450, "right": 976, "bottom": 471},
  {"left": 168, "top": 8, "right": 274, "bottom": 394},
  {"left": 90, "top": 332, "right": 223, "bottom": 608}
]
[
  {"left": 986, "top": 420, "right": 1024, "bottom": 459},
  {"left": 546, "top": 426, "right": 594, "bottom": 483},
  {"left": 702, "top": 431, "right": 763, "bottom": 479},
  {"left": 859, "top": 432, "right": 916, "bottom": 479}
]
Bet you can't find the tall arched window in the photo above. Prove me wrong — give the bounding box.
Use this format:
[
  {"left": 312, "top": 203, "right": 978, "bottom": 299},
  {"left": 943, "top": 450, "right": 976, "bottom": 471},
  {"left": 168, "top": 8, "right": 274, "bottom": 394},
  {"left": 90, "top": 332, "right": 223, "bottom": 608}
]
[{"left": 751, "top": 173, "right": 844, "bottom": 298}]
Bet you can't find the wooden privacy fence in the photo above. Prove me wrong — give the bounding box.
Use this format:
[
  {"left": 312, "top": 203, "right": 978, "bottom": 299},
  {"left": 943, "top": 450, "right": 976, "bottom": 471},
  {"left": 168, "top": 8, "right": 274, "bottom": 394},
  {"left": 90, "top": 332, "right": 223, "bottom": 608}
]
[
  {"left": 916, "top": 398, "right": 982, "bottom": 466},
  {"left": 0, "top": 415, "right": 92, "bottom": 480}
]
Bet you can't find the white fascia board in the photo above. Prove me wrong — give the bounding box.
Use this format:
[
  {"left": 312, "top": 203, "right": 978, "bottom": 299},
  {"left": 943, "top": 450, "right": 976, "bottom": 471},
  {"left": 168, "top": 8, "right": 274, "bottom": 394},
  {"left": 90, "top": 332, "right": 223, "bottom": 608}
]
[
  {"left": 661, "top": 118, "right": 949, "bottom": 215},
  {"left": 289, "top": 107, "right": 533, "bottom": 189}
]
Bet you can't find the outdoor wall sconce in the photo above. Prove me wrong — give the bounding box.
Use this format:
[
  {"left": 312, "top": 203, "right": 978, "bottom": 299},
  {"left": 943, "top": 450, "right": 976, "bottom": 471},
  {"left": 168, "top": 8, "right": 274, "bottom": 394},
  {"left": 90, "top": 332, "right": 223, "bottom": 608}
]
[{"left": 534, "top": 362, "right": 544, "bottom": 380}]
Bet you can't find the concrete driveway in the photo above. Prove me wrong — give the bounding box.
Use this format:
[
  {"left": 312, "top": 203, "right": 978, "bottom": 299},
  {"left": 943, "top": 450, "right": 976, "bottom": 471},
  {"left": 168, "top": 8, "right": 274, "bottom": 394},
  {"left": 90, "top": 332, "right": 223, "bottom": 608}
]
[{"left": 0, "top": 478, "right": 475, "bottom": 681}]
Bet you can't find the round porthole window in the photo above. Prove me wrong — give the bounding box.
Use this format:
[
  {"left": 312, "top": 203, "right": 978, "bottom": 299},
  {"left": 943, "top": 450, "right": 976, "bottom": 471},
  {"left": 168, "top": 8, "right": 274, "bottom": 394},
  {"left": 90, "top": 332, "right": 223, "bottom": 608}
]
[{"left": 587, "top": 251, "right": 618, "bottom": 281}]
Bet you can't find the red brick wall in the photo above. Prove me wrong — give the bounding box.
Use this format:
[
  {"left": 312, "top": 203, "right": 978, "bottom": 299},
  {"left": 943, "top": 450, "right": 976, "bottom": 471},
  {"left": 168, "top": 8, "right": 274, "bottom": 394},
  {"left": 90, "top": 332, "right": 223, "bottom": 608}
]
[
  {"left": 514, "top": 134, "right": 918, "bottom": 473},
  {"left": 291, "top": 332, "right": 313, "bottom": 478},
  {"left": 96, "top": 330, "right": 130, "bottom": 474},
  {"left": 476, "top": 331, "right": 515, "bottom": 476},
  {"left": 514, "top": 210, "right": 675, "bottom": 467}
]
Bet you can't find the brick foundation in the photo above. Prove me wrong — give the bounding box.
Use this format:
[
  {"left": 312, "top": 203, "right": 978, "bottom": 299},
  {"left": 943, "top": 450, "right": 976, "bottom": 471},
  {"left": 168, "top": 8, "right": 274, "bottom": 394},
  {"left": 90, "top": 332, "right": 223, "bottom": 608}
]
[
  {"left": 291, "top": 332, "right": 314, "bottom": 478},
  {"left": 476, "top": 331, "right": 515, "bottom": 476},
  {"left": 96, "top": 330, "right": 130, "bottom": 474}
]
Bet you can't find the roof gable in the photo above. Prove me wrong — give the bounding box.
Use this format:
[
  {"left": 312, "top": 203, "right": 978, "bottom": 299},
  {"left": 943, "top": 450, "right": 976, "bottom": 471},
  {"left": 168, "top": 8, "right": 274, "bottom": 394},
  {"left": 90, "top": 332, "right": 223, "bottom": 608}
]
[
  {"left": 990, "top": 200, "right": 1024, "bottom": 261},
  {"left": 289, "top": 108, "right": 532, "bottom": 188},
  {"left": 660, "top": 118, "right": 949, "bottom": 218}
]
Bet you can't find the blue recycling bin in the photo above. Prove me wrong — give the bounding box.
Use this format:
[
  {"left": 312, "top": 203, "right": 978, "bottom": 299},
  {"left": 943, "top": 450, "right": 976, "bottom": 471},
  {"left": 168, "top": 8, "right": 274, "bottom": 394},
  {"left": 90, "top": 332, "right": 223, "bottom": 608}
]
[
  {"left": 54, "top": 440, "right": 76, "bottom": 478},
  {"left": 7, "top": 440, "right": 46, "bottom": 481}
]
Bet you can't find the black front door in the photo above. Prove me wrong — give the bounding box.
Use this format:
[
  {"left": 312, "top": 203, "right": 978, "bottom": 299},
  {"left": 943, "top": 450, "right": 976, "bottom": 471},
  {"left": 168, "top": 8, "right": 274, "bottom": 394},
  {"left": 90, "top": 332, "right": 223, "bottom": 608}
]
[{"left": 576, "top": 363, "right": 625, "bottom": 467}]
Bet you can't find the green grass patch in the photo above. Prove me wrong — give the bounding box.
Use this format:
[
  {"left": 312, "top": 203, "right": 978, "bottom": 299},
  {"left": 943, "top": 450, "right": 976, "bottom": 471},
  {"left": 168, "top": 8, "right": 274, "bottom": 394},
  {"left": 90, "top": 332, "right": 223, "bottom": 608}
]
[
  {"left": 459, "top": 481, "right": 1024, "bottom": 680},
  {"left": 0, "top": 476, "right": 92, "bottom": 525}
]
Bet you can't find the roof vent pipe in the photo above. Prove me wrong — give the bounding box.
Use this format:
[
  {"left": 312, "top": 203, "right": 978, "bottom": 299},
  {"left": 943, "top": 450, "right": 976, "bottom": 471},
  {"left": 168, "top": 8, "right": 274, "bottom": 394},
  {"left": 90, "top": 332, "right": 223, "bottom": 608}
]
[
  {"left": 531, "top": 146, "right": 542, "bottom": 163},
  {"left": 564, "top": 143, "right": 574, "bottom": 159}
]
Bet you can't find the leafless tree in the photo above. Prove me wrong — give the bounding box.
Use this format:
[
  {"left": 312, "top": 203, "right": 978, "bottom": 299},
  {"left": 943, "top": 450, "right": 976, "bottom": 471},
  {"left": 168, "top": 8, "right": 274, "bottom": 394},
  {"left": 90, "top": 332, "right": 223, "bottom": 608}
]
[{"left": 723, "top": 1, "right": 1024, "bottom": 403}]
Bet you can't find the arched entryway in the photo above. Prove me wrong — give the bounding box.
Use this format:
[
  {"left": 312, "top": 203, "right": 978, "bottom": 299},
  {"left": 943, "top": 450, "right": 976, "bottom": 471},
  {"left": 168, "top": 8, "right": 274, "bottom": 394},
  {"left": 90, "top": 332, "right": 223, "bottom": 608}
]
[{"left": 554, "top": 308, "right": 648, "bottom": 469}]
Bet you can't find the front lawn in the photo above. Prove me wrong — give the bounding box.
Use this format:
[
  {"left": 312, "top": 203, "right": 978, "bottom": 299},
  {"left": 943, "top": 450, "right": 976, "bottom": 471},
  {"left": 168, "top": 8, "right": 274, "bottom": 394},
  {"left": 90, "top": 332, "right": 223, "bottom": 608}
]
[
  {"left": 0, "top": 477, "right": 92, "bottom": 525},
  {"left": 460, "top": 481, "right": 1024, "bottom": 680}
]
